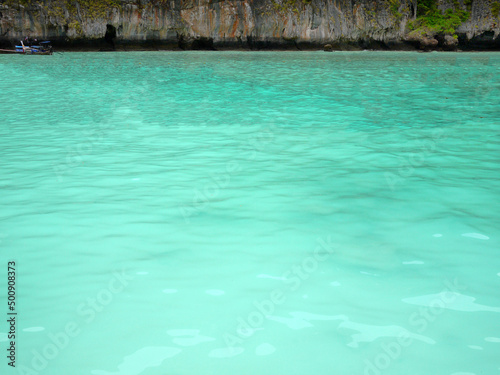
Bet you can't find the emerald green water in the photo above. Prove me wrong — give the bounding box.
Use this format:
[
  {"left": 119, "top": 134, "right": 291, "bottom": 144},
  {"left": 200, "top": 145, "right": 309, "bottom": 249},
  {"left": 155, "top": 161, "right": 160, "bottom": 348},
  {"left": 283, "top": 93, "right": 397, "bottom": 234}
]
[{"left": 0, "top": 51, "right": 499, "bottom": 375}]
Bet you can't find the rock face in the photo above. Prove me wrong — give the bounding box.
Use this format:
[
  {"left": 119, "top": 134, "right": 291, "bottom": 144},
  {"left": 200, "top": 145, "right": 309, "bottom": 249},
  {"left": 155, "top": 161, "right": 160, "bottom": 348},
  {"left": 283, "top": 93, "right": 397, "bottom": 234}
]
[{"left": 0, "top": 0, "right": 499, "bottom": 50}]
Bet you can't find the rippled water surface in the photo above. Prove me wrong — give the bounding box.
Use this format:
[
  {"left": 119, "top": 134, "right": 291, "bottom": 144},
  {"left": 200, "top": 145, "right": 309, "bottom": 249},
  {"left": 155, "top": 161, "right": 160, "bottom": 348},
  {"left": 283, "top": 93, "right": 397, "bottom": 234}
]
[{"left": 1, "top": 51, "right": 499, "bottom": 375}]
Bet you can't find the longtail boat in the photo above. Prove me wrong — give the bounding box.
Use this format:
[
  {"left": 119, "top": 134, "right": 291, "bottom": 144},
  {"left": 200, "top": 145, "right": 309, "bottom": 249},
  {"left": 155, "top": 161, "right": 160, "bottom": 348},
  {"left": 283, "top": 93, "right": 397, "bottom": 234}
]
[{"left": 0, "top": 41, "right": 53, "bottom": 55}]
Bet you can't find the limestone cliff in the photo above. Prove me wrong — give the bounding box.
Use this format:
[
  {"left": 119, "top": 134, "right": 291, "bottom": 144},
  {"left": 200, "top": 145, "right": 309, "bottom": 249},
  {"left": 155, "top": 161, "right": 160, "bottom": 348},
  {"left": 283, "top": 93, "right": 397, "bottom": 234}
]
[{"left": 0, "top": 0, "right": 499, "bottom": 50}]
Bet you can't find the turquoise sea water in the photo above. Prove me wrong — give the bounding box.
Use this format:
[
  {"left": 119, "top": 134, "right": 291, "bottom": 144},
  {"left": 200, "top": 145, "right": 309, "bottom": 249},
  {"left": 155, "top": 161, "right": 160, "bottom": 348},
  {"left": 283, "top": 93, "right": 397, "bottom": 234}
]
[{"left": 0, "top": 51, "right": 499, "bottom": 375}]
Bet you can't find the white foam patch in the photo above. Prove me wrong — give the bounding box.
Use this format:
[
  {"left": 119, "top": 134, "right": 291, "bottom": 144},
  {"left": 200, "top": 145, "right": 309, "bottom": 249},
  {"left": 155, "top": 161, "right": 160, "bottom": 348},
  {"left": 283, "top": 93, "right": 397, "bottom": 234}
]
[
  {"left": 403, "top": 292, "right": 500, "bottom": 313},
  {"left": 269, "top": 312, "right": 434, "bottom": 348},
  {"left": 208, "top": 347, "right": 244, "bottom": 358},
  {"left": 255, "top": 343, "right": 276, "bottom": 356},
  {"left": 162, "top": 289, "right": 178, "bottom": 294},
  {"left": 402, "top": 261, "right": 424, "bottom": 265},
  {"left": 484, "top": 337, "right": 500, "bottom": 342},
  {"left": 467, "top": 345, "right": 482, "bottom": 350},
  {"left": 205, "top": 289, "right": 225, "bottom": 296},
  {"left": 91, "top": 346, "right": 181, "bottom": 375},
  {"left": 23, "top": 327, "right": 45, "bottom": 332},
  {"left": 330, "top": 281, "right": 341, "bottom": 287},
  {"left": 257, "top": 274, "right": 287, "bottom": 281},
  {"left": 360, "top": 271, "right": 379, "bottom": 277},
  {"left": 433, "top": 234, "right": 443, "bottom": 238},
  {"left": 0, "top": 333, "right": 7, "bottom": 342},
  {"left": 462, "top": 233, "right": 489, "bottom": 240},
  {"left": 338, "top": 319, "right": 435, "bottom": 348}
]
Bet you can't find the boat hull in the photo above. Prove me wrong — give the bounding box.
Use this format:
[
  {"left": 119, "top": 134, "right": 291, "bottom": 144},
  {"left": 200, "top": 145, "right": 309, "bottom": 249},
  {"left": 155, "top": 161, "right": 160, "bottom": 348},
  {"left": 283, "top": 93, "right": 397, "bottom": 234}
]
[
  {"left": 0, "top": 49, "right": 19, "bottom": 54},
  {"left": 0, "top": 48, "right": 53, "bottom": 55}
]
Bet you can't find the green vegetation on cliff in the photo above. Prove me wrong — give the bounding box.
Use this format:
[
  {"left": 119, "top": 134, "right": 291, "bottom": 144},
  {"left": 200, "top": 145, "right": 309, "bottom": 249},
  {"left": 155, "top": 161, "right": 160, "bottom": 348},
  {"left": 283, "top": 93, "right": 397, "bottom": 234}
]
[
  {"left": 409, "top": 0, "right": 470, "bottom": 38},
  {"left": 389, "top": 0, "right": 403, "bottom": 20},
  {"left": 492, "top": 1, "right": 500, "bottom": 18},
  {"left": 271, "top": 0, "right": 311, "bottom": 16},
  {"left": 409, "top": 0, "right": 472, "bottom": 37}
]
